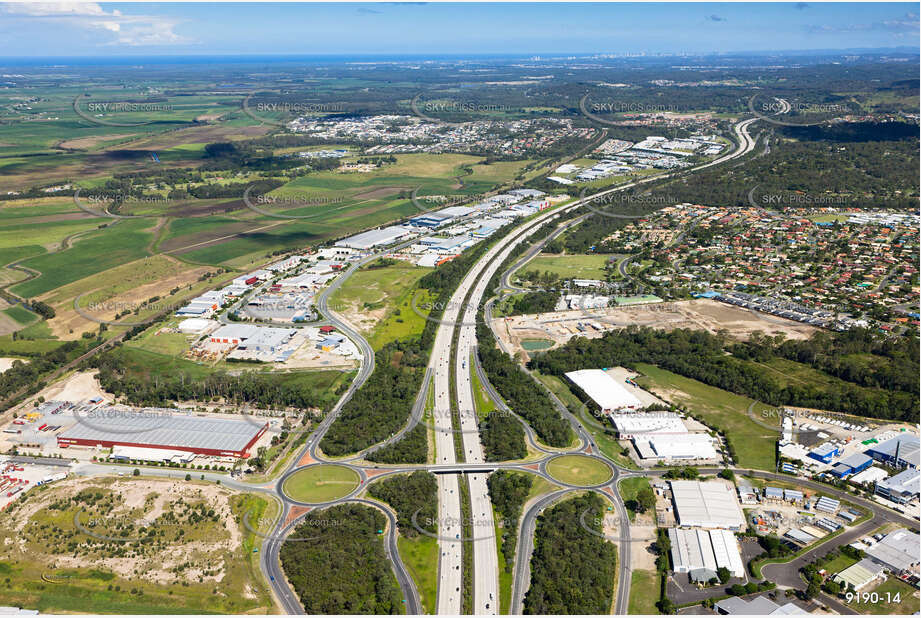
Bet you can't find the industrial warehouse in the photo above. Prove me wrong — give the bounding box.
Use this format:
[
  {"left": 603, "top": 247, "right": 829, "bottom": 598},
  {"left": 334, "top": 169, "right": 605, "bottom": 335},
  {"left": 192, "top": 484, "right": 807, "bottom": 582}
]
[
  {"left": 668, "top": 528, "right": 745, "bottom": 582},
  {"left": 57, "top": 412, "right": 268, "bottom": 458},
  {"left": 669, "top": 480, "right": 746, "bottom": 530},
  {"left": 564, "top": 368, "right": 642, "bottom": 412}
]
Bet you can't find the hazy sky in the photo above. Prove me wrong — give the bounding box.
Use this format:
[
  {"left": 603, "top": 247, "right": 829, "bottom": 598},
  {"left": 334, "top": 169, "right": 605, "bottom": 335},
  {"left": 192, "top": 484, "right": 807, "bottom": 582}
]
[{"left": 0, "top": 2, "right": 917, "bottom": 57}]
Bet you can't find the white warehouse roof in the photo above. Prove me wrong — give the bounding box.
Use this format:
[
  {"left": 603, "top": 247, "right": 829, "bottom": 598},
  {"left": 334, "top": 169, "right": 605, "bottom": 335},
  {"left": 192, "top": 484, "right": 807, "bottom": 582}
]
[
  {"left": 334, "top": 226, "right": 412, "bottom": 249},
  {"left": 669, "top": 528, "right": 744, "bottom": 578},
  {"left": 635, "top": 433, "right": 718, "bottom": 461},
  {"left": 670, "top": 481, "right": 746, "bottom": 530},
  {"left": 612, "top": 413, "right": 686, "bottom": 437},
  {"left": 565, "top": 369, "right": 642, "bottom": 411}
]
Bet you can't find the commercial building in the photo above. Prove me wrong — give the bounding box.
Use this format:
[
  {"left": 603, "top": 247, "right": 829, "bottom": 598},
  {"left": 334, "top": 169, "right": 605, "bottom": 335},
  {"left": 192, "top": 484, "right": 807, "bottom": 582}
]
[
  {"left": 58, "top": 412, "right": 267, "bottom": 458},
  {"left": 610, "top": 413, "right": 685, "bottom": 438},
  {"left": 866, "top": 434, "right": 920, "bottom": 469},
  {"left": 833, "top": 558, "right": 885, "bottom": 592},
  {"left": 209, "top": 324, "right": 296, "bottom": 353},
  {"left": 808, "top": 443, "right": 840, "bottom": 464},
  {"left": 634, "top": 433, "right": 718, "bottom": 461},
  {"left": 714, "top": 596, "right": 806, "bottom": 615},
  {"left": 669, "top": 528, "right": 744, "bottom": 579},
  {"left": 564, "top": 369, "right": 642, "bottom": 412},
  {"left": 178, "top": 318, "right": 215, "bottom": 335},
  {"left": 334, "top": 225, "right": 413, "bottom": 250},
  {"left": 850, "top": 466, "right": 889, "bottom": 486},
  {"left": 876, "top": 468, "right": 920, "bottom": 504},
  {"left": 865, "top": 528, "right": 920, "bottom": 575},
  {"left": 814, "top": 496, "right": 840, "bottom": 513},
  {"left": 831, "top": 452, "right": 874, "bottom": 478},
  {"left": 669, "top": 481, "right": 746, "bottom": 530}
]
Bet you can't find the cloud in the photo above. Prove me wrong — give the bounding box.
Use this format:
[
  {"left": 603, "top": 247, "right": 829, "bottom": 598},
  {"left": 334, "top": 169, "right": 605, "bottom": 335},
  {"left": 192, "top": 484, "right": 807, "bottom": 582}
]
[
  {"left": 0, "top": 2, "right": 189, "bottom": 46},
  {"left": 806, "top": 13, "right": 919, "bottom": 36},
  {"left": 708, "top": 14, "right": 726, "bottom": 22}
]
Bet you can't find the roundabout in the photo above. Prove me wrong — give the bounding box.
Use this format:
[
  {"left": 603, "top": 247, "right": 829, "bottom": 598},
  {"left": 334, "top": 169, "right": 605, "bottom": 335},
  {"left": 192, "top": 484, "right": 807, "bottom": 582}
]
[
  {"left": 281, "top": 464, "right": 361, "bottom": 504},
  {"left": 545, "top": 454, "right": 614, "bottom": 487}
]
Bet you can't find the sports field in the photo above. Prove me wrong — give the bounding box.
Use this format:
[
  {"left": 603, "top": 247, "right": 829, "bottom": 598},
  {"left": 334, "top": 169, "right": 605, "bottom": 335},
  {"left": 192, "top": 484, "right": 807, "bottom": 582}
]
[{"left": 522, "top": 254, "right": 611, "bottom": 280}]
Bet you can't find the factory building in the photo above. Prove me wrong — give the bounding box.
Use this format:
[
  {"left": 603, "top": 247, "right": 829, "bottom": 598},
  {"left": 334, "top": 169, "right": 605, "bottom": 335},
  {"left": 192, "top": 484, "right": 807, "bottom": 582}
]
[
  {"left": 833, "top": 558, "right": 885, "bottom": 592},
  {"left": 865, "top": 528, "right": 920, "bottom": 575},
  {"left": 714, "top": 596, "right": 807, "bottom": 615},
  {"left": 564, "top": 369, "right": 642, "bottom": 413},
  {"left": 831, "top": 452, "right": 874, "bottom": 478},
  {"left": 876, "top": 468, "right": 920, "bottom": 504},
  {"left": 610, "top": 413, "right": 685, "bottom": 438},
  {"left": 669, "top": 528, "right": 744, "bottom": 580},
  {"left": 209, "top": 324, "right": 296, "bottom": 353},
  {"left": 807, "top": 443, "right": 840, "bottom": 464},
  {"left": 669, "top": 481, "right": 746, "bottom": 530},
  {"left": 866, "top": 434, "right": 920, "bottom": 469},
  {"left": 633, "top": 434, "right": 718, "bottom": 461},
  {"left": 334, "top": 225, "right": 413, "bottom": 250},
  {"left": 58, "top": 412, "right": 267, "bottom": 458}
]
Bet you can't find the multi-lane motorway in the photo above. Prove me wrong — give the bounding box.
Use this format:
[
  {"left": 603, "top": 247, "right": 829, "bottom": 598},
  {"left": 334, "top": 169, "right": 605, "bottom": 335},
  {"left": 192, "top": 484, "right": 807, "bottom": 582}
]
[{"left": 233, "top": 112, "right": 911, "bottom": 616}]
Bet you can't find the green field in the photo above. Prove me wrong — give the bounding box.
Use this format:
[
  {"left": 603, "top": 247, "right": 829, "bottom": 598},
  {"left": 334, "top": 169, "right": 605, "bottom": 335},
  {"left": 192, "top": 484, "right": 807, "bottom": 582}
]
[
  {"left": 11, "top": 219, "right": 155, "bottom": 298},
  {"left": 628, "top": 570, "right": 660, "bottom": 615},
  {"left": 858, "top": 578, "right": 920, "bottom": 615},
  {"left": 2, "top": 304, "right": 36, "bottom": 326},
  {"left": 282, "top": 465, "right": 360, "bottom": 503},
  {"left": 523, "top": 254, "right": 611, "bottom": 280},
  {"left": 397, "top": 535, "right": 439, "bottom": 614},
  {"left": 521, "top": 338, "right": 554, "bottom": 351},
  {"left": 546, "top": 455, "right": 612, "bottom": 486},
  {"left": 633, "top": 363, "right": 778, "bottom": 471},
  {"left": 618, "top": 477, "right": 653, "bottom": 522}
]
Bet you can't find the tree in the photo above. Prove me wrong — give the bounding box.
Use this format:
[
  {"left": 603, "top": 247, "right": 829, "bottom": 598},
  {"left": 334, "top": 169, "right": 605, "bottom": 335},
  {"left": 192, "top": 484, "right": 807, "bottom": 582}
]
[
  {"left": 718, "top": 469, "right": 735, "bottom": 481},
  {"left": 717, "top": 566, "right": 731, "bottom": 584},
  {"left": 636, "top": 486, "right": 656, "bottom": 513},
  {"left": 184, "top": 473, "right": 191, "bottom": 481},
  {"left": 132, "top": 468, "right": 140, "bottom": 476}
]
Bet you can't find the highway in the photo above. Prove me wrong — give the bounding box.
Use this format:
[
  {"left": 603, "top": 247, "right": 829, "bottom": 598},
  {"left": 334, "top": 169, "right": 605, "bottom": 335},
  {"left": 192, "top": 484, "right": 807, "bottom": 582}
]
[{"left": 241, "top": 113, "right": 818, "bottom": 615}]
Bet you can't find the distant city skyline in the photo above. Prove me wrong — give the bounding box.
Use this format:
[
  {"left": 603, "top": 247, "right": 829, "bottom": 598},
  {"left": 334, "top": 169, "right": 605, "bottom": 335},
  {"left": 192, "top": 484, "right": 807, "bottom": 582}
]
[{"left": 0, "top": 2, "right": 918, "bottom": 57}]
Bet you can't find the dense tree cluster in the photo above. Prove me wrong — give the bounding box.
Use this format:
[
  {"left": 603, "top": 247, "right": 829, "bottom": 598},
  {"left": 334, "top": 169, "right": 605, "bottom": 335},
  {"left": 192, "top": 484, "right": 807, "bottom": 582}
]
[
  {"left": 365, "top": 423, "right": 427, "bottom": 464},
  {"left": 529, "top": 326, "right": 918, "bottom": 423},
  {"left": 479, "top": 411, "right": 527, "bottom": 462},
  {"left": 279, "top": 504, "right": 403, "bottom": 614},
  {"left": 90, "top": 347, "right": 339, "bottom": 409},
  {"left": 367, "top": 471, "right": 437, "bottom": 536},
  {"left": 476, "top": 320, "right": 572, "bottom": 447},
  {"left": 486, "top": 471, "right": 532, "bottom": 575},
  {"left": 0, "top": 340, "right": 89, "bottom": 406},
  {"left": 508, "top": 290, "right": 559, "bottom": 316},
  {"left": 319, "top": 339, "right": 428, "bottom": 456},
  {"left": 523, "top": 493, "right": 617, "bottom": 614}
]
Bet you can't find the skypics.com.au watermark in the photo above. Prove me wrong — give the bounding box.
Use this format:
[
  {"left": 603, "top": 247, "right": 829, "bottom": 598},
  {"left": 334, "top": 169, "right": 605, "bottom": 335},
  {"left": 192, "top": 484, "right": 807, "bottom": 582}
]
[
  {"left": 73, "top": 95, "right": 174, "bottom": 127},
  {"left": 580, "top": 94, "right": 681, "bottom": 125},
  {"left": 579, "top": 187, "right": 675, "bottom": 219},
  {"left": 410, "top": 93, "right": 523, "bottom": 124},
  {"left": 747, "top": 185, "right": 853, "bottom": 209},
  {"left": 242, "top": 185, "right": 347, "bottom": 219},
  {"left": 72, "top": 188, "right": 166, "bottom": 219},
  {"left": 747, "top": 94, "right": 851, "bottom": 127},
  {"left": 241, "top": 93, "right": 345, "bottom": 127}
]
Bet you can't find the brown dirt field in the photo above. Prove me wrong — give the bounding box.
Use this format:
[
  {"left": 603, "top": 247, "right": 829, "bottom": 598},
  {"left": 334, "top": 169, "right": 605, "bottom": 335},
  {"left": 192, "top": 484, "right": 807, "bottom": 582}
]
[
  {"left": 58, "top": 133, "right": 139, "bottom": 150},
  {"left": 2, "top": 476, "right": 244, "bottom": 586},
  {"left": 113, "top": 124, "right": 270, "bottom": 151},
  {"left": 156, "top": 220, "right": 264, "bottom": 254},
  {"left": 41, "top": 255, "right": 212, "bottom": 339},
  {"left": 353, "top": 186, "right": 409, "bottom": 200},
  {"left": 494, "top": 298, "right": 818, "bottom": 358}
]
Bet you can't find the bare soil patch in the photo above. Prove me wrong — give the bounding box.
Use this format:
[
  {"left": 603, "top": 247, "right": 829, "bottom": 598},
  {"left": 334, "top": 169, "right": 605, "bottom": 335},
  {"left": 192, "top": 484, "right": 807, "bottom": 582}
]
[{"left": 59, "top": 133, "right": 138, "bottom": 150}]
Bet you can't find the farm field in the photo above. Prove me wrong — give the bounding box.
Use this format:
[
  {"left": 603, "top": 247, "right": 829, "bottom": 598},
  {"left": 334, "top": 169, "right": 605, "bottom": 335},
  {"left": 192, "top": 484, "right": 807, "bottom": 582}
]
[{"left": 633, "top": 362, "right": 778, "bottom": 471}]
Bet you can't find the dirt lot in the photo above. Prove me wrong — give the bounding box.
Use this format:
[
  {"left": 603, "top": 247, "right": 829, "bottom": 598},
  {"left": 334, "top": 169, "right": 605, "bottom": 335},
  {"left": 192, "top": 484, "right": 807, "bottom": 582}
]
[
  {"left": 42, "top": 255, "right": 213, "bottom": 339},
  {"left": 494, "top": 298, "right": 818, "bottom": 359},
  {"left": 59, "top": 133, "right": 139, "bottom": 150},
  {"left": 14, "top": 370, "right": 107, "bottom": 414},
  {"left": 0, "top": 476, "right": 245, "bottom": 585}
]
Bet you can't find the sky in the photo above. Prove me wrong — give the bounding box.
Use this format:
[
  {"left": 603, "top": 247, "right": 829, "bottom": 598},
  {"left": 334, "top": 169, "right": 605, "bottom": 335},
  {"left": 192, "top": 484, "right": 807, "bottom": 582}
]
[{"left": 0, "top": 2, "right": 917, "bottom": 57}]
